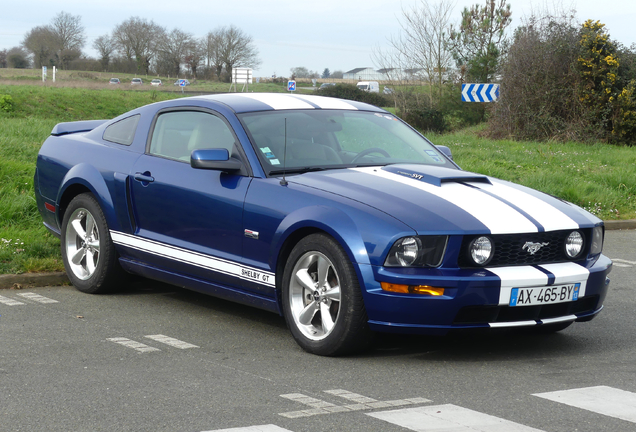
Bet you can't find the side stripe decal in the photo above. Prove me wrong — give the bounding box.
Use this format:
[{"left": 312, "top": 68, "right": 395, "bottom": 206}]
[{"left": 110, "top": 231, "right": 275, "bottom": 287}]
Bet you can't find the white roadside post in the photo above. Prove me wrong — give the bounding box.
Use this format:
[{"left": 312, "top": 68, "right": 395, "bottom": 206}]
[{"left": 42, "top": 66, "right": 47, "bottom": 82}]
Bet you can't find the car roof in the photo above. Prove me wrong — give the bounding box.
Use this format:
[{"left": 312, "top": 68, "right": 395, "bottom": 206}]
[{"left": 189, "top": 93, "right": 386, "bottom": 114}]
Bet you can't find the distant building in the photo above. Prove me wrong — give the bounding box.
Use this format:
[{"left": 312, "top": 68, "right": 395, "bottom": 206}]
[{"left": 343, "top": 67, "right": 425, "bottom": 81}]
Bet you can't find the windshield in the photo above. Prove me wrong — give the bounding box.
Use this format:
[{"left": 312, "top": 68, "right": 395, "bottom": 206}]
[{"left": 238, "top": 109, "right": 455, "bottom": 175}]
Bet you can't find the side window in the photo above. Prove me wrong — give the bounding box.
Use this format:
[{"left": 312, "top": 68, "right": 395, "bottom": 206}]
[
  {"left": 103, "top": 114, "right": 140, "bottom": 146},
  {"left": 149, "top": 111, "right": 236, "bottom": 162}
]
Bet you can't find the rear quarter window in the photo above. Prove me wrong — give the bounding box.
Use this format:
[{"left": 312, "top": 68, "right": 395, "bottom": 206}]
[{"left": 103, "top": 114, "right": 140, "bottom": 146}]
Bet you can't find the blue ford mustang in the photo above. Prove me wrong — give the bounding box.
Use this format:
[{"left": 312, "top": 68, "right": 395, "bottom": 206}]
[{"left": 34, "top": 93, "right": 612, "bottom": 355}]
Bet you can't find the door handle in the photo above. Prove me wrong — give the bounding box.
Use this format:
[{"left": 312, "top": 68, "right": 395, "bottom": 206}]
[{"left": 133, "top": 172, "right": 154, "bottom": 183}]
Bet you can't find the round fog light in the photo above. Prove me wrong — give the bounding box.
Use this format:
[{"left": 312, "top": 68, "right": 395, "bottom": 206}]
[
  {"left": 565, "top": 231, "right": 584, "bottom": 258},
  {"left": 470, "top": 236, "right": 493, "bottom": 265}
]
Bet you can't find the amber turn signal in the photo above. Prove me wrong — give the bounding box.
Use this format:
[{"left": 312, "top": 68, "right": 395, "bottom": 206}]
[{"left": 381, "top": 282, "right": 444, "bottom": 296}]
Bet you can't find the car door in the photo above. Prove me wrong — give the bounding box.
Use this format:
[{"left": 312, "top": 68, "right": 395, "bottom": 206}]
[{"left": 126, "top": 108, "right": 259, "bottom": 292}]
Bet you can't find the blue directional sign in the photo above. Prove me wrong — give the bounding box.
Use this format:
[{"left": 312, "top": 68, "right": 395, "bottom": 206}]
[
  {"left": 287, "top": 80, "right": 296, "bottom": 92},
  {"left": 461, "top": 83, "right": 499, "bottom": 102}
]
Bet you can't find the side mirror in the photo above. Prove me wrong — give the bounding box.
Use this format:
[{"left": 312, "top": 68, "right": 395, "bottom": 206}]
[
  {"left": 436, "top": 145, "right": 453, "bottom": 161},
  {"left": 191, "top": 148, "right": 242, "bottom": 172}
]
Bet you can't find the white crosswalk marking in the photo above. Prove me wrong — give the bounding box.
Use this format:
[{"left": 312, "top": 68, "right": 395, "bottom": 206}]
[
  {"left": 16, "top": 292, "right": 58, "bottom": 303},
  {"left": 533, "top": 386, "right": 636, "bottom": 423},
  {"left": 201, "top": 425, "right": 292, "bottom": 432},
  {"left": 278, "top": 392, "right": 431, "bottom": 418},
  {"left": 367, "top": 404, "right": 545, "bottom": 432},
  {"left": 144, "top": 334, "right": 199, "bottom": 349},
  {"left": 0, "top": 295, "right": 25, "bottom": 306},
  {"left": 324, "top": 389, "right": 377, "bottom": 403},
  {"left": 107, "top": 337, "right": 160, "bottom": 353}
]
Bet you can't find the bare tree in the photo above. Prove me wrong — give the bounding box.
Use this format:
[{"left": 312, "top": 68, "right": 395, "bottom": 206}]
[
  {"left": 374, "top": 0, "right": 455, "bottom": 107},
  {"left": 50, "top": 11, "right": 85, "bottom": 69},
  {"left": 7, "top": 47, "right": 30, "bottom": 68},
  {"left": 157, "top": 28, "right": 195, "bottom": 77},
  {"left": 202, "top": 28, "right": 225, "bottom": 79},
  {"left": 93, "top": 35, "right": 115, "bottom": 71},
  {"left": 219, "top": 25, "right": 261, "bottom": 81},
  {"left": 184, "top": 41, "right": 204, "bottom": 78},
  {"left": 112, "top": 17, "right": 165, "bottom": 74},
  {"left": 22, "top": 25, "right": 57, "bottom": 68},
  {"left": 0, "top": 49, "right": 7, "bottom": 68}
]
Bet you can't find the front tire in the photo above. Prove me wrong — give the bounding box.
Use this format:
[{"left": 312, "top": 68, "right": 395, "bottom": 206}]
[
  {"left": 61, "top": 193, "right": 126, "bottom": 294},
  {"left": 282, "top": 234, "right": 373, "bottom": 356}
]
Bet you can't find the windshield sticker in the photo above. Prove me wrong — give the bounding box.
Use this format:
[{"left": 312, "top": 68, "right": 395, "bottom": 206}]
[
  {"left": 260, "top": 146, "right": 276, "bottom": 159},
  {"left": 270, "top": 159, "right": 281, "bottom": 165},
  {"left": 426, "top": 150, "right": 442, "bottom": 162}
]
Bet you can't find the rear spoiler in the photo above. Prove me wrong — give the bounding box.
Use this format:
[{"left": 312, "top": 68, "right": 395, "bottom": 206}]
[{"left": 51, "top": 120, "right": 108, "bottom": 136}]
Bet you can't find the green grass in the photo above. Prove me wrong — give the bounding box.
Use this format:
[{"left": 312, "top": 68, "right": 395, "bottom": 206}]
[{"left": 0, "top": 84, "right": 634, "bottom": 274}]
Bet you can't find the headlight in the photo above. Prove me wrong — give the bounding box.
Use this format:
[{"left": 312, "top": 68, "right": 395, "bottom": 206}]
[
  {"left": 565, "top": 230, "right": 584, "bottom": 258},
  {"left": 590, "top": 226, "right": 604, "bottom": 255},
  {"left": 469, "top": 236, "right": 493, "bottom": 266},
  {"left": 384, "top": 236, "right": 448, "bottom": 267}
]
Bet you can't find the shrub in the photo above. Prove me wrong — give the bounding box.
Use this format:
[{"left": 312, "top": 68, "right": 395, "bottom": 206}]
[
  {"left": 401, "top": 107, "right": 448, "bottom": 133},
  {"left": 317, "top": 84, "right": 389, "bottom": 107},
  {"left": 0, "top": 94, "right": 15, "bottom": 113}
]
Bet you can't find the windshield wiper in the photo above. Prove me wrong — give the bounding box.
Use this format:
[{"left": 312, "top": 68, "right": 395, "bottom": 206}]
[{"left": 269, "top": 166, "right": 332, "bottom": 175}]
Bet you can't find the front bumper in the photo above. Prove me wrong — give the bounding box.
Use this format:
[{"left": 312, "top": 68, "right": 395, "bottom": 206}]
[{"left": 360, "top": 255, "right": 612, "bottom": 334}]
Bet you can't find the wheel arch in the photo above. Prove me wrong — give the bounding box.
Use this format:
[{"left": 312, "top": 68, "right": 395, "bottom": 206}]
[
  {"left": 56, "top": 163, "right": 120, "bottom": 231},
  {"left": 272, "top": 206, "right": 371, "bottom": 306}
]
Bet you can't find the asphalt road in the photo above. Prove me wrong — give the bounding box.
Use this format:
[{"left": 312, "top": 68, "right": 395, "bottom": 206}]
[{"left": 1, "top": 231, "right": 634, "bottom": 432}]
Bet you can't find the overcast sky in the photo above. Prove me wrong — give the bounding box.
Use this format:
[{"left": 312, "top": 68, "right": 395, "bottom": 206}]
[{"left": 2, "top": 0, "right": 635, "bottom": 77}]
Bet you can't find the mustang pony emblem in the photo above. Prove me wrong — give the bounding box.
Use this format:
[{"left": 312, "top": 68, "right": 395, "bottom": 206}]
[{"left": 522, "top": 241, "right": 550, "bottom": 255}]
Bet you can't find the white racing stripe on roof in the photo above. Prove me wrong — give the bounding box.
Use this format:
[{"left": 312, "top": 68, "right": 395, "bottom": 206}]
[
  {"left": 232, "top": 93, "right": 315, "bottom": 110},
  {"left": 354, "top": 167, "right": 538, "bottom": 234},
  {"left": 475, "top": 181, "right": 579, "bottom": 231},
  {"left": 292, "top": 95, "right": 359, "bottom": 110}
]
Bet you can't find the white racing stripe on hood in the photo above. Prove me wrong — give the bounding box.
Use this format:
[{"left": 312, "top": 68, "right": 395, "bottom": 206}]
[
  {"left": 539, "top": 262, "right": 590, "bottom": 297},
  {"left": 354, "top": 167, "right": 538, "bottom": 234},
  {"left": 472, "top": 181, "right": 579, "bottom": 231},
  {"left": 489, "top": 266, "right": 550, "bottom": 305}
]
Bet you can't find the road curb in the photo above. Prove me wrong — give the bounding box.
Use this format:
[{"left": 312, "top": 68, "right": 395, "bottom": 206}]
[
  {"left": 0, "top": 220, "right": 633, "bottom": 289},
  {"left": 0, "top": 272, "right": 69, "bottom": 289},
  {"left": 604, "top": 219, "right": 636, "bottom": 230}
]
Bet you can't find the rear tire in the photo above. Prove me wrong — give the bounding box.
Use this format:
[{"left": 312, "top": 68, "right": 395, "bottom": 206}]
[
  {"left": 60, "top": 193, "right": 126, "bottom": 294},
  {"left": 282, "top": 233, "right": 374, "bottom": 356}
]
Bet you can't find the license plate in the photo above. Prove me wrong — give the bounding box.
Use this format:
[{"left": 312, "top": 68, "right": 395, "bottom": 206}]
[{"left": 509, "top": 283, "right": 580, "bottom": 307}]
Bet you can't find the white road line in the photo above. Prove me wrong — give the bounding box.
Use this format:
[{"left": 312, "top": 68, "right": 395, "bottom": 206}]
[
  {"left": 278, "top": 392, "right": 431, "bottom": 418},
  {"left": 324, "top": 389, "right": 377, "bottom": 403},
  {"left": 16, "top": 292, "right": 58, "bottom": 304},
  {"left": 144, "top": 334, "right": 199, "bottom": 349},
  {"left": 107, "top": 337, "right": 160, "bottom": 353},
  {"left": 367, "top": 404, "right": 545, "bottom": 432},
  {"left": 533, "top": 386, "right": 636, "bottom": 423},
  {"left": 201, "top": 425, "right": 292, "bottom": 432},
  {"left": 0, "top": 295, "right": 25, "bottom": 306},
  {"left": 611, "top": 258, "right": 635, "bottom": 268}
]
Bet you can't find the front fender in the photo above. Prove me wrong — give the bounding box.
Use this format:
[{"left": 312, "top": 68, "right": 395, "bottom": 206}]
[{"left": 272, "top": 205, "right": 371, "bottom": 267}]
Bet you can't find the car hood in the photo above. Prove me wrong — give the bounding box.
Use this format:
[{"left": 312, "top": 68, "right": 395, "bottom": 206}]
[{"left": 288, "top": 164, "right": 601, "bottom": 235}]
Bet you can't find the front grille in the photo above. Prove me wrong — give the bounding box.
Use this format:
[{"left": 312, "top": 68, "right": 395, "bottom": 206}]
[
  {"left": 458, "top": 229, "right": 591, "bottom": 268},
  {"left": 453, "top": 295, "right": 599, "bottom": 325}
]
